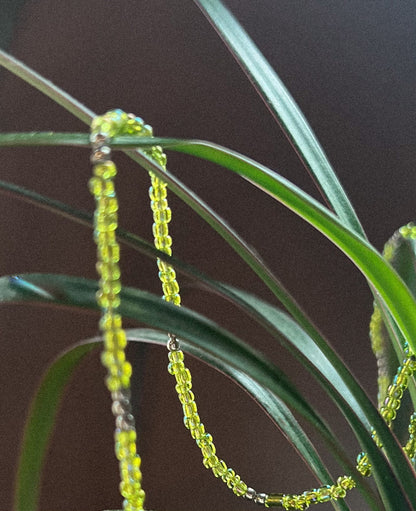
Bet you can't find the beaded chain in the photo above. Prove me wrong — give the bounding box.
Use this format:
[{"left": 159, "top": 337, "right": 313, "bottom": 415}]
[{"left": 89, "top": 110, "right": 416, "bottom": 511}]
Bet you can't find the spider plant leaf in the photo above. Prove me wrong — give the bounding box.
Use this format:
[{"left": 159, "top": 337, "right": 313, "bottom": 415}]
[
  {"left": 193, "top": 0, "right": 365, "bottom": 237},
  {"left": 128, "top": 137, "right": 416, "bottom": 358},
  {"left": 14, "top": 328, "right": 350, "bottom": 511},
  {"left": 4, "top": 274, "right": 411, "bottom": 511},
  {"left": 13, "top": 341, "right": 97, "bottom": 511}
]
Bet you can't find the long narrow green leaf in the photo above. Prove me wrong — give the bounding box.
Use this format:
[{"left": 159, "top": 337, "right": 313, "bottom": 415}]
[
  {"left": 2, "top": 131, "right": 414, "bottom": 362},
  {"left": 193, "top": 0, "right": 365, "bottom": 237},
  {"left": 0, "top": 54, "right": 366, "bottom": 386},
  {"left": 15, "top": 329, "right": 350, "bottom": 511},
  {"left": 137, "top": 137, "right": 416, "bottom": 356},
  {"left": 4, "top": 274, "right": 411, "bottom": 510},
  {"left": 13, "top": 341, "right": 97, "bottom": 511}
]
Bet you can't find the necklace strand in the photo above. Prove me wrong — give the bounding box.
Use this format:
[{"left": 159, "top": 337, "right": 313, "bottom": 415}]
[{"left": 90, "top": 110, "right": 416, "bottom": 511}]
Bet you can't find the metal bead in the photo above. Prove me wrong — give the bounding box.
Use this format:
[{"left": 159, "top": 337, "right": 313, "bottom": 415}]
[
  {"left": 167, "top": 333, "right": 180, "bottom": 351},
  {"left": 245, "top": 487, "right": 257, "bottom": 500},
  {"left": 91, "top": 146, "right": 111, "bottom": 163},
  {"left": 112, "top": 400, "right": 127, "bottom": 416},
  {"left": 116, "top": 413, "right": 135, "bottom": 430},
  {"left": 90, "top": 132, "right": 108, "bottom": 146},
  {"left": 112, "top": 388, "right": 132, "bottom": 402},
  {"left": 254, "top": 493, "right": 268, "bottom": 505}
]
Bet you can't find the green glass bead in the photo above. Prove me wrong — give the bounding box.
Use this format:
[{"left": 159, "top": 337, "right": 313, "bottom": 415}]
[
  {"left": 190, "top": 422, "right": 205, "bottom": 440},
  {"left": 101, "top": 348, "right": 126, "bottom": 368},
  {"left": 203, "top": 454, "right": 219, "bottom": 469},
  {"left": 159, "top": 266, "right": 176, "bottom": 283},
  {"left": 154, "top": 235, "right": 172, "bottom": 252},
  {"left": 212, "top": 459, "right": 227, "bottom": 478},
  {"left": 316, "top": 486, "right": 331, "bottom": 503},
  {"left": 168, "top": 350, "right": 184, "bottom": 363},
  {"left": 184, "top": 413, "right": 200, "bottom": 430},
  {"left": 104, "top": 329, "right": 127, "bottom": 350},
  {"left": 101, "top": 279, "right": 122, "bottom": 296},
  {"left": 154, "top": 208, "right": 172, "bottom": 224},
  {"left": 152, "top": 222, "right": 169, "bottom": 238},
  {"left": 168, "top": 361, "right": 183, "bottom": 375},
  {"left": 265, "top": 494, "right": 284, "bottom": 508},
  {"left": 93, "top": 161, "right": 117, "bottom": 179},
  {"left": 165, "top": 293, "right": 181, "bottom": 305},
  {"left": 178, "top": 389, "right": 195, "bottom": 405},
  {"left": 175, "top": 382, "right": 192, "bottom": 394},
  {"left": 338, "top": 476, "right": 355, "bottom": 490},
  {"left": 149, "top": 186, "right": 167, "bottom": 202},
  {"left": 223, "top": 468, "right": 235, "bottom": 486},
  {"left": 330, "top": 484, "right": 346, "bottom": 499},
  {"left": 100, "top": 312, "right": 122, "bottom": 330},
  {"left": 175, "top": 367, "right": 192, "bottom": 385},
  {"left": 151, "top": 198, "right": 168, "bottom": 211},
  {"left": 162, "top": 280, "right": 180, "bottom": 296},
  {"left": 96, "top": 290, "right": 121, "bottom": 309},
  {"left": 99, "top": 242, "right": 120, "bottom": 263},
  {"left": 282, "top": 495, "right": 297, "bottom": 509},
  {"left": 183, "top": 401, "right": 198, "bottom": 417},
  {"left": 381, "top": 406, "right": 396, "bottom": 423}
]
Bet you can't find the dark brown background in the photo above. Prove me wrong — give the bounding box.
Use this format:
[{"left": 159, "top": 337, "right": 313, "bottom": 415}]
[{"left": 1, "top": 1, "right": 415, "bottom": 510}]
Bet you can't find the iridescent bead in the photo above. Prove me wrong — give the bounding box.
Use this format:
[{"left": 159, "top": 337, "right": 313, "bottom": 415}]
[
  {"left": 212, "top": 459, "right": 227, "bottom": 478},
  {"left": 93, "top": 161, "right": 117, "bottom": 179},
  {"left": 316, "top": 485, "right": 331, "bottom": 503}
]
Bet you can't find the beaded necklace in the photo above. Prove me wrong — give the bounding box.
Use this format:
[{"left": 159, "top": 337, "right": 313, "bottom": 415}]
[{"left": 89, "top": 110, "right": 416, "bottom": 511}]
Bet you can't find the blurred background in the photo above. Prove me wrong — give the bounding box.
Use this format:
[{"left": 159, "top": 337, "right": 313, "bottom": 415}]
[{"left": 1, "top": 1, "right": 415, "bottom": 510}]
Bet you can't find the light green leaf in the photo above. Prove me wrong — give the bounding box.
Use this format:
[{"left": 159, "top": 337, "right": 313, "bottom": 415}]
[{"left": 193, "top": 0, "right": 365, "bottom": 237}]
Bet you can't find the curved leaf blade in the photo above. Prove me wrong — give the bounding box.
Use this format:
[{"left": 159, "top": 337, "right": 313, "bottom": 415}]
[
  {"left": 5, "top": 274, "right": 412, "bottom": 510},
  {"left": 13, "top": 341, "right": 97, "bottom": 511},
  {"left": 15, "top": 329, "right": 350, "bottom": 511},
  {"left": 193, "top": 0, "right": 365, "bottom": 237}
]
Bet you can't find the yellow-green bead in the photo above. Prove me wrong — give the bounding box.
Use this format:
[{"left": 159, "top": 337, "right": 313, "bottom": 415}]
[
  {"left": 99, "top": 242, "right": 120, "bottom": 263},
  {"left": 183, "top": 401, "right": 198, "bottom": 417},
  {"left": 175, "top": 367, "right": 192, "bottom": 385},
  {"left": 184, "top": 414, "right": 200, "bottom": 430},
  {"left": 178, "top": 389, "right": 195, "bottom": 405},
  {"left": 316, "top": 486, "right": 331, "bottom": 503},
  {"left": 168, "top": 350, "right": 184, "bottom": 363},
  {"left": 162, "top": 280, "right": 180, "bottom": 296},
  {"left": 190, "top": 422, "right": 205, "bottom": 440},
  {"left": 152, "top": 222, "right": 169, "bottom": 238},
  {"left": 265, "top": 494, "right": 284, "bottom": 507},
  {"left": 154, "top": 235, "right": 172, "bottom": 253},
  {"left": 165, "top": 293, "right": 181, "bottom": 305},
  {"left": 212, "top": 459, "right": 227, "bottom": 478}
]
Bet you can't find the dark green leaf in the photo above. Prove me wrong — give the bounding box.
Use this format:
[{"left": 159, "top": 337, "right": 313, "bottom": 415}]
[
  {"left": 6, "top": 274, "right": 412, "bottom": 510},
  {"left": 193, "top": 0, "right": 365, "bottom": 237},
  {"left": 13, "top": 341, "right": 97, "bottom": 511},
  {"left": 14, "top": 328, "right": 350, "bottom": 511}
]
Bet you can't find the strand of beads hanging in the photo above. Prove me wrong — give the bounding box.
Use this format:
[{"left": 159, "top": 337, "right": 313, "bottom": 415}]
[
  {"left": 89, "top": 111, "right": 416, "bottom": 511},
  {"left": 144, "top": 114, "right": 261, "bottom": 502},
  {"left": 90, "top": 111, "right": 148, "bottom": 511},
  {"left": 356, "top": 343, "right": 416, "bottom": 478}
]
